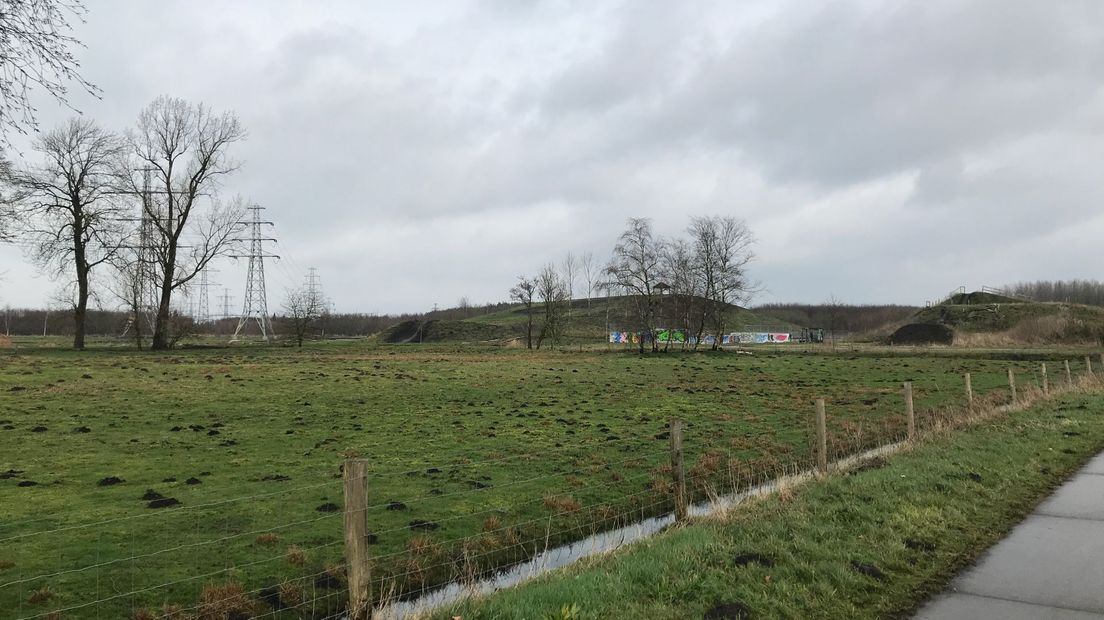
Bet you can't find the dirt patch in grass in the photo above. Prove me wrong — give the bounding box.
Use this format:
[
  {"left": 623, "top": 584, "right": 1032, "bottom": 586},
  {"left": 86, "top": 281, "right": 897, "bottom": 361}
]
[
  {"left": 733, "top": 552, "right": 774, "bottom": 568},
  {"left": 147, "top": 497, "right": 180, "bottom": 509},
  {"left": 850, "top": 560, "right": 887, "bottom": 581},
  {"left": 704, "top": 601, "right": 751, "bottom": 619}
]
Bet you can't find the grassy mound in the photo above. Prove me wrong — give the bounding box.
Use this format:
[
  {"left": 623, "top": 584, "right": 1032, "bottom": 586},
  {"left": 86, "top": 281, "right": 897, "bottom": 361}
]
[
  {"left": 381, "top": 319, "right": 518, "bottom": 343},
  {"left": 901, "top": 292, "right": 1104, "bottom": 345},
  {"left": 382, "top": 295, "right": 794, "bottom": 345},
  {"left": 945, "top": 291, "right": 1022, "bottom": 305}
]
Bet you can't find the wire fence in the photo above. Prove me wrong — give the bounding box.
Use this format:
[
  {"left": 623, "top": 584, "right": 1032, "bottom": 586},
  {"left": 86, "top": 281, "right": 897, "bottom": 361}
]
[{"left": 3, "top": 353, "right": 1102, "bottom": 619}]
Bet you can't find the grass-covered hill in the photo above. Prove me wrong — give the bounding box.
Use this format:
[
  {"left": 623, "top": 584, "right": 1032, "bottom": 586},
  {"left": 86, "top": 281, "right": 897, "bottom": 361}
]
[
  {"left": 891, "top": 292, "right": 1104, "bottom": 345},
  {"left": 380, "top": 295, "right": 794, "bottom": 344}
]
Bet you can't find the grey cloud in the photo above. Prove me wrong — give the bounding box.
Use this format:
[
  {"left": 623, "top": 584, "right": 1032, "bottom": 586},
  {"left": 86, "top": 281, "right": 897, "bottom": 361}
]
[{"left": 2, "top": 0, "right": 1103, "bottom": 313}]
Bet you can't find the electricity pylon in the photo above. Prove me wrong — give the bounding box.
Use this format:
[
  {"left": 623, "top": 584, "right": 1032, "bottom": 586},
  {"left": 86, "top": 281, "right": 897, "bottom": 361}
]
[{"left": 230, "top": 205, "right": 279, "bottom": 342}]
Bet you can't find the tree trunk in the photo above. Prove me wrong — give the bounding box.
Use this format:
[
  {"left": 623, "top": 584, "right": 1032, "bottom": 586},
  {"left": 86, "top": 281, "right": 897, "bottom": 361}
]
[
  {"left": 151, "top": 240, "right": 177, "bottom": 350},
  {"left": 526, "top": 307, "right": 533, "bottom": 349},
  {"left": 72, "top": 238, "right": 88, "bottom": 351},
  {"left": 134, "top": 312, "right": 143, "bottom": 350},
  {"left": 151, "top": 274, "right": 174, "bottom": 350}
]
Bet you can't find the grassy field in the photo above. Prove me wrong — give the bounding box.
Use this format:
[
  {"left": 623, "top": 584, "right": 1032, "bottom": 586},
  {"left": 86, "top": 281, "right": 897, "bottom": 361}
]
[
  {"left": 438, "top": 386, "right": 1104, "bottom": 619},
  {"left": 0, "top": 340, "right": 1097, "bottom": 618}
]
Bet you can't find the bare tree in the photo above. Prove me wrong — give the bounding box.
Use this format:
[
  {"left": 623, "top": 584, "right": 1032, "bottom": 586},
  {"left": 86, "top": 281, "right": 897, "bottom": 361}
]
[
  {"left": 580, "top": 251, "right": 595, "bottom": 308},
  {"left": 6, "top": 117, "right": 124, "bottom": 349},
  {"left": 824, "top": 293, "right": 845, "bottom": 345},
  {"left": 509, "top": 275, "right": 537, "bottom": 349},
  {"left": 535, "top": 263, "right": 567, "bottom": 350},
  {"left": 689, "top": 216, "right": 755, "bottom": 349},
  {"left": 0, "top": 156, "right": 15, "bottom": 241},
  {"left": 659, "top": 237, "right": 700, "bottom": 351},
  {"left": 607, "top": 218, "right": 663, "bottom": 353},
  {"left": 107, "top": 241, "right": 151, "bottom": 349},
  {"left": 125, "top": 96, "right": 246, "bottom": 350},
  {"left": 283, "top": 285, "right": 324, "bottom": 348},
  {"left": 561, "top": 252, "right": 577, "bottom": 302},
  {"left": 0, "top": 0, "right": 100, "bottom": 146}
]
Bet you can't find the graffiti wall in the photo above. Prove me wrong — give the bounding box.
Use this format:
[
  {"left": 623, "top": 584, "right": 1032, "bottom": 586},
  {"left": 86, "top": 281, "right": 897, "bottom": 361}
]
[
  {"left": 721, "top": 332, "right": 790, "bottom": 344},
  {"left": 609, "top": 331, "right": 791, "bottom": 344}
]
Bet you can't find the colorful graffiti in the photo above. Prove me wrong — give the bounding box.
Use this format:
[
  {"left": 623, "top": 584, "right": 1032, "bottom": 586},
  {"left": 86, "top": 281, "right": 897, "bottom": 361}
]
[
  {"left": 610, "top": 331, "right": 790, "bottom": 344},
  {"left": 722, "top": 332, "right": 791, "bottom": 344}
]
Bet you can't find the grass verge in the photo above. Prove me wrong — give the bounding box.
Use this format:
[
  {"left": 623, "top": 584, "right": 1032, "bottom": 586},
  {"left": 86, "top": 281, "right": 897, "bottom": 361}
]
[{"left": 437, "top": 387, "right": 1104, "bottom": 619}]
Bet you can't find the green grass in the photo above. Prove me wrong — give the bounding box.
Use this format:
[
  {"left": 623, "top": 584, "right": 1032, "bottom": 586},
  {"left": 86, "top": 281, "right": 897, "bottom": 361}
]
[
  {"left": 438, "top": 387, "right": 1104, "bottom": 619},
  {"left": 0, "top": 340, "right": 1096, "bottom": 618}
]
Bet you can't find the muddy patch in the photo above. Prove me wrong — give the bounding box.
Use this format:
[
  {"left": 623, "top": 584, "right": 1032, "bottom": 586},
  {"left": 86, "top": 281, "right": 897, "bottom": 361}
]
[
  {"left": 850, "top": 560, "right": 886, "bottom": 581},
  {"left": 704, "top": 601, "right": 751, "bottom": 619},
  {"left": 904, "top": 538, "right": 936, "bottom": 553},
  {"left": 97, "top": 476, "right": 125, "bottom": 486},
  {"left": 733, "top": 553, "right": 774, "bottom": 568},
  {"left": 147, "top": 497, "right": 181, "bottom": 509}
]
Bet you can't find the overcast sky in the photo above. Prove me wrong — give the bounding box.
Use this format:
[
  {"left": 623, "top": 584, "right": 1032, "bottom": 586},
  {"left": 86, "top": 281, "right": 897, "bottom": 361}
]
[{"left": 1, "top": 0, "right": 1102, "bottom": 314}]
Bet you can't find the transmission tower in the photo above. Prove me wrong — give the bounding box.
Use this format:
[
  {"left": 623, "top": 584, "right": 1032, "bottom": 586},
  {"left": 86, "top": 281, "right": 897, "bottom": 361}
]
[
  {"left": 121, "top": 167, "right": 159, "bottom": 339},
  {"left": 306, "top": 267, "right": 324, "bottom": 308},
  {"left": 220, "top": 288, "right": 233, "bottom": 320},
  {"left": 231, "top": 205, "right": 278, "bottom": 342},
  {"left": 197, "top": 269, "right": 219, "bottom": 325}
]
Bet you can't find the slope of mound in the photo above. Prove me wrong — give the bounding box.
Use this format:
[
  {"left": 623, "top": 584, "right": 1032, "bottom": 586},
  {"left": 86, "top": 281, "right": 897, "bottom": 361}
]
[
  {"left": 381, "top": 295, "right": 795, "bottom": 344},
  {"left": 888, "top": 323, "right": 954, "bottom": 345},
  {"left": 945, "top": 291, "right": 1022, "bottom": 305},
  {"left": 381, "top": 319, "right": 516, "bottom": 343},
  {"left": 906, "top": 293, "right": 1104, "bottom": 345}
]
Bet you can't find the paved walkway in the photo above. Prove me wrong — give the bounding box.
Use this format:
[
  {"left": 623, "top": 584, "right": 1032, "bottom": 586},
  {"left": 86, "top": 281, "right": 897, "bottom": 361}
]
[{"left": 915, "top": 452, "right": 1104, "bottom": 619}]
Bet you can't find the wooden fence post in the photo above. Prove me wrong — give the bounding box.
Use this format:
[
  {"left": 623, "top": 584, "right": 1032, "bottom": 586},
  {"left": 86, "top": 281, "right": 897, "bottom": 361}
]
[
  {"left": 904, "top": 382, "right": 915, "bottom": 441},
  {"left": 1008, "top": 368, "right": 1017, "bottom": 403},
  {"left": 815, "top": 398, "right": 827, "bottom": 472},
  {"left": 1088, "top": 356, "right": 1095, "bottom": 378},
  {"left": 1041, "top": 363, "right": 1049, "bottom": 395},
  {"left": 964, "top": 373, "right": 973, "bottom": 409},
  {"left": 1065, "top": 360, "right": 1073, "bottom": 387},
  {"left": 343, "top": 459, "right": 371, "bottom": 620},
  {"left": 670, "top": 419, "right": 687, "bottom": 522}
]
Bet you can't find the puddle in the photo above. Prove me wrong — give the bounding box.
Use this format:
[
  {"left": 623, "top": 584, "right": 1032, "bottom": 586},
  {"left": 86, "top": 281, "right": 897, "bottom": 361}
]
[{"left": 372, "top": 440, "right": 904, "bottom": 619}]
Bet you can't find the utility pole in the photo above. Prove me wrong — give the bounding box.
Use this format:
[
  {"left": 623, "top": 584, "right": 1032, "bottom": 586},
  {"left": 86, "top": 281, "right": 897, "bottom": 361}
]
[{"left": 231, "top": 205, "right": 279, "bottom": 342}]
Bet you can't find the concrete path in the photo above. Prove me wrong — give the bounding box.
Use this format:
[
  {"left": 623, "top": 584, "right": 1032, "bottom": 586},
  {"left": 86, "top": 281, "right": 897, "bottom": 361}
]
[{"left": 915, "top": 452, "right": 1104, "bottom": 619}]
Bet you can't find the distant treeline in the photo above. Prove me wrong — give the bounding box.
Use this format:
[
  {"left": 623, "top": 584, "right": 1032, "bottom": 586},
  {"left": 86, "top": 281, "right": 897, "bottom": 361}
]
[
  {"left": 1004, "top": 280, "right": 1104, "bottom": 306},
  {"left": 752, "top": 303, "right": 918, "bottom": 334},
  {"left": 0, "top": 307, "right": 422, "bottom": 338}
]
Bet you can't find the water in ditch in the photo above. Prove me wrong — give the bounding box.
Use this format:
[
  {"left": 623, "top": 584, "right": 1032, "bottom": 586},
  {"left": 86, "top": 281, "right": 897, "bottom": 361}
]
[{"left": 371, "top": 441, "right": 903, "bottom": 619}]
